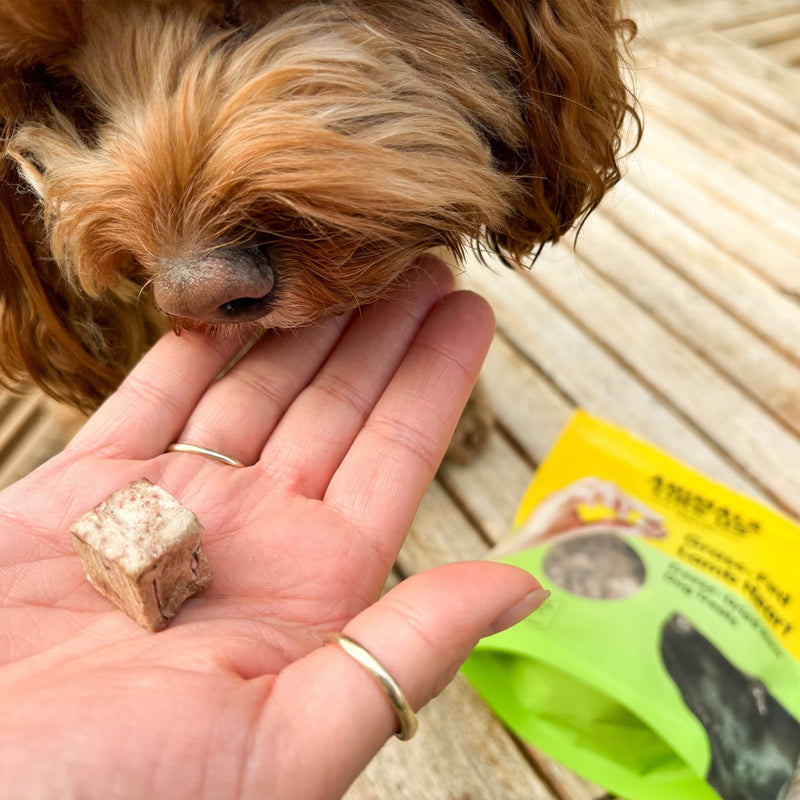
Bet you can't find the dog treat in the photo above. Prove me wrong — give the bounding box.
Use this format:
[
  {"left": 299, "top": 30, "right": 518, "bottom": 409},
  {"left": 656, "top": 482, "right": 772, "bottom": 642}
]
[{"left": 70, "top": 479, "right": 212, "bottom": 631}]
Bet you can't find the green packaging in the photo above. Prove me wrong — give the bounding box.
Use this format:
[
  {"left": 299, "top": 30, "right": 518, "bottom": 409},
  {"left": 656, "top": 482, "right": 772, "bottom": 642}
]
[{"left": 463, "top": 411, "right": 800, "bottom": 800}]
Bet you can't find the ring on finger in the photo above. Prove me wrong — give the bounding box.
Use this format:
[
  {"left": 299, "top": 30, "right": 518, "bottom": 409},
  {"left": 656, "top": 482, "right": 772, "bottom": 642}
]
[
  {"left": 325, "top": 633, "right": 418, "bottom": 741},
  {"left": 166, "top": 442, "right": 246, "bottom": 468}
]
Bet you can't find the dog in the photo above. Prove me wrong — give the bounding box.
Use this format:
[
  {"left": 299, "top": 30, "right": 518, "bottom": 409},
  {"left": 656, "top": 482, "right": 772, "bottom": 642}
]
[
  {"left": 661, "top": 613, "right": 800, "bottom": 800},
  {"left": 0, "top": 0, "right": 639, "bottom": 459}
]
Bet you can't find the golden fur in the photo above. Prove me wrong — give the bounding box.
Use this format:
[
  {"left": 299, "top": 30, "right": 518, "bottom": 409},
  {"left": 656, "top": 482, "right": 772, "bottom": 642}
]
[{"left": 0, "top": 0, "right": 640, "bottom": 411}]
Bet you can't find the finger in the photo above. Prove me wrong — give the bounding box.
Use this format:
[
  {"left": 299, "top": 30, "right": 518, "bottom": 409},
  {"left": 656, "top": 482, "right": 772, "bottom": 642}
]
[
  {"left": 244, "top": 562, "right": 548, "bottom": 799},
  {"left": 257, "top": 256, "right": 455, "bottom": 495},
  {"left": 67, "top": 330, "right": 245, "bottom": 460},
  {"left": 625, "top": 496, "right": 664, "bottom": 523},
  {"left": 171, "top": 311, "right": 353, "bottom": 466},
  {"left": 324, "top": 291, "right": 494, "bottom": 572}
]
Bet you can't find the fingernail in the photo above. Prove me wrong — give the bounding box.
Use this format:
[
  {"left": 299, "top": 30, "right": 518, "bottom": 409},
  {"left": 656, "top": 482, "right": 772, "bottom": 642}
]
[{"left": 485, "top": 588, "right": 550, "bottom": 637}]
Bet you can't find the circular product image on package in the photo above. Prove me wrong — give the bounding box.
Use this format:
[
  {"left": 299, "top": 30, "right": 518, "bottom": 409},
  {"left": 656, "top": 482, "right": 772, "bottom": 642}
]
[{"left": 543, "top": 528, "right": 646, "bottom": 599}]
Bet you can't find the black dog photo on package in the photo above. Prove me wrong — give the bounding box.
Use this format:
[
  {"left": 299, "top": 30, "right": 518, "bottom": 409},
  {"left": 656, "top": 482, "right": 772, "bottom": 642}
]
[{"left": 661, "top": 613, "right": 800, "bottom": 800}]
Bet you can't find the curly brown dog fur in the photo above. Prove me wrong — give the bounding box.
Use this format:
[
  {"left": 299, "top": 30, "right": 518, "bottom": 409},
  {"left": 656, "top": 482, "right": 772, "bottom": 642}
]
[{"left": 0, "top": 0, "right": 639, "bottom": 439}]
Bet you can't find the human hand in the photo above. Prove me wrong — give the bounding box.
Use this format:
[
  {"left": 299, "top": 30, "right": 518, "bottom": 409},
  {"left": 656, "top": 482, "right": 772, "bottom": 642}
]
[
  {"left": 495, "top": 476, "right": 666, "bottom": 556},
  {"left": 0, "top": 257, "right": 547, "bottom": 799}
]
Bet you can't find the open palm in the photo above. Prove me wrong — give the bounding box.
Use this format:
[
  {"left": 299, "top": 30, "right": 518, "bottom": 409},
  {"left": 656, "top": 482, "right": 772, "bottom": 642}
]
[{"left": 0, "top": 258, "right": 545, "bottom": 800}]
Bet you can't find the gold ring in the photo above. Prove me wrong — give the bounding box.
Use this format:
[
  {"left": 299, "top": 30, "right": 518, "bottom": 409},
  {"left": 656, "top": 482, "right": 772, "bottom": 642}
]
[
  {"left": 326, "top": 633, "right": 418, "bottom": 741},
  {"left": 166, "top": 442, "right": 246, "bottom": 468}
]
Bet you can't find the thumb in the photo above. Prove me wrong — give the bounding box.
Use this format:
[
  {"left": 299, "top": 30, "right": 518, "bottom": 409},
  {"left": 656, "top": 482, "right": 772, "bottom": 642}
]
[{"left": 246, "top": 561, "right": 548, "bottom": 800}]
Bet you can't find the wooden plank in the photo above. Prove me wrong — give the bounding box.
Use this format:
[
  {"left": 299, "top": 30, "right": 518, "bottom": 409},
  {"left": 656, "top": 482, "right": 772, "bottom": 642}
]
[
  {"left": 0, "top": 391, "right": 71, "bottom": 489},
  {"left": 0, "top": 394, "right": 42, "bottom": 455},
  {"left": 788, "top": 759, "right": 800, "bottom": 800},
  {"left": 640, "top": 47, "right": 800, "bottom": 160},
  {"left": 438, "top": 431, "right": 534, "bottom": 546},
  {"left": 697, "top": 0, "right": 800, "bottom": 34},
  {"left": 621, "top": 149, "right": 800, "bottom": 293},
  {"left": 399, "top": 477, "right": 492, "bottom": 569},
  {"left": 638, "top": 60, "right": 800, "bottom": 203},
  {"left": 0, "top": 412, "right": 64, "bottom": 490},
  {"left": 654, "top": 33, "right": 800, "bottom": 130},
  {"left": 570, "top": 213, "right": 800, "bottom": 436},
  {"left": 522, "top": 254, "right": 800, "bottom": 518},
  {"left": 717, "top": 9, "right": 800, "bottom": 46},
  {"left": 462, "top": 260, "right": 768, "bottom": 501},
  {"left": 600, "top": 182, "right": 800, "bottom": 365},
  {"left": 761, "top": 36, "right": 800, "bottom": 67},
  {"left": 522, "top": 746, "right": 609, "bottom": 800},
  {"left": 629, "top": 0, "right": 800, "bottom": 38},
  {"left": 636, "top": 116, "right": 800, "bottom": 245},
  {"left": 479, "top": 336, "right": 574, "bottom": 465}
]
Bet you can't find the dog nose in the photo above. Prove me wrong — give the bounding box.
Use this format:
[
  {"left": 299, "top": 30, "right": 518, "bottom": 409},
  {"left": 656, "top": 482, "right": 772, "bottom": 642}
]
[{"left": 153, "top": 245, "right": 275, "bottom": 324}]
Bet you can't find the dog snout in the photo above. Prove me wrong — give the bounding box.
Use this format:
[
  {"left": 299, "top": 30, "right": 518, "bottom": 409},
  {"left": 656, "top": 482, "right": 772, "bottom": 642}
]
[{"left": 153, "top": 245, "right": 275, "bottom": 324}]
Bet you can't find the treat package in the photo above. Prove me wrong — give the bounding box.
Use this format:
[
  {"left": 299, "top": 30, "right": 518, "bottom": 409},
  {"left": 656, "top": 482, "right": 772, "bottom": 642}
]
[{"left": 463, "top": 411, "right": 800, "bottom": 800}]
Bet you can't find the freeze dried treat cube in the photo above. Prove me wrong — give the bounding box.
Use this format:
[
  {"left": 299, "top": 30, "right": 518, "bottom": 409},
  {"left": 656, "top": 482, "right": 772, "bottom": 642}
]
[{"left": 70, "top": 478, "right": 212, "bottom": 631}]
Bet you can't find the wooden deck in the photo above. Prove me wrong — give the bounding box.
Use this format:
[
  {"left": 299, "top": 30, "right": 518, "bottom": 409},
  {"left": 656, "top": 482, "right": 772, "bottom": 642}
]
[{"left": 2, "top": 1, "right": 800, "bottom": 798}]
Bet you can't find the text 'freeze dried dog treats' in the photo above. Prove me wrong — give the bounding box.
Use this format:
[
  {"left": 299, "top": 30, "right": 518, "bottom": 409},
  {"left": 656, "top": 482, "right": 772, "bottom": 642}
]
[{"left": 70, "top": 479, "right": 212, "bottom": 631}]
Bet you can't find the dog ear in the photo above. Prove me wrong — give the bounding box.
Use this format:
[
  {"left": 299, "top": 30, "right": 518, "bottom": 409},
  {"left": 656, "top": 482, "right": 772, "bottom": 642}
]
[
  {"left": 464, "top": 0, "right": 641, "bottom": 260},
  {"left": 0, "top": 2, "right": 159, "bottom": 410},
  {"left": 0, "top": 159, "right": 154, "bottom": 411},
  {"left": 0, "top": 0, "right": 84, "bottom": 117},
  {"left": 0, "top": 1, "right": 82, "bottom": 62}
]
